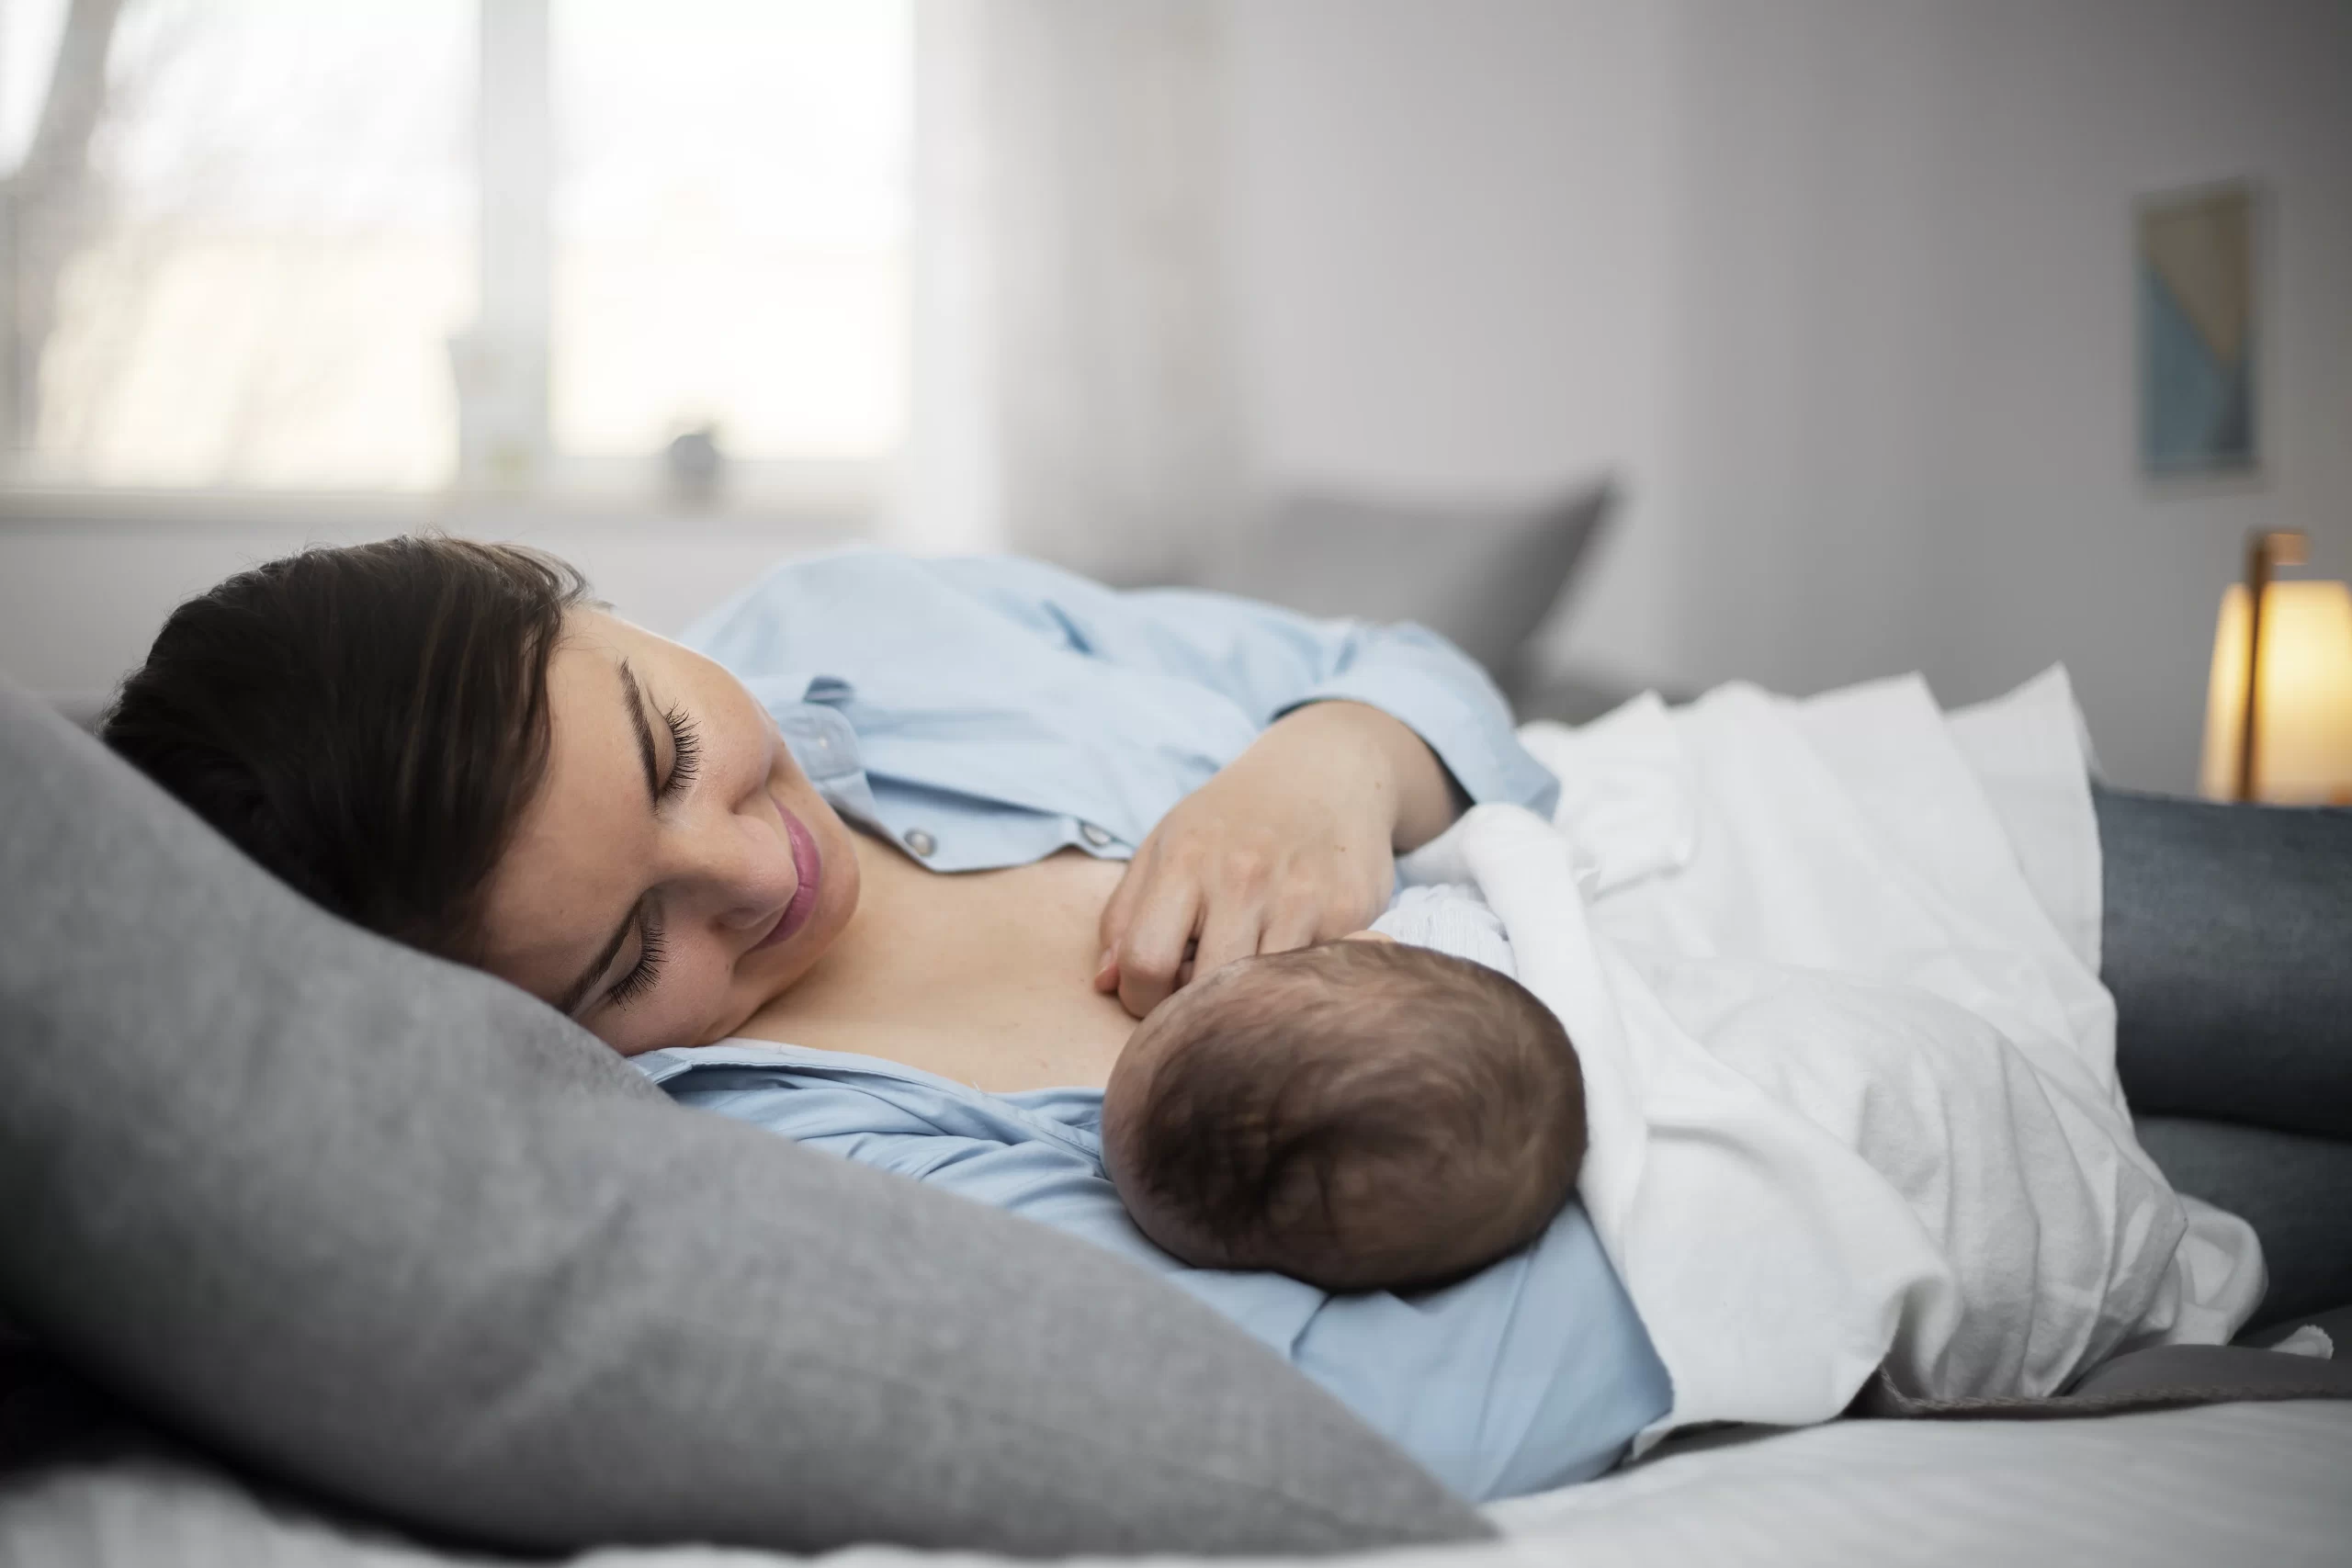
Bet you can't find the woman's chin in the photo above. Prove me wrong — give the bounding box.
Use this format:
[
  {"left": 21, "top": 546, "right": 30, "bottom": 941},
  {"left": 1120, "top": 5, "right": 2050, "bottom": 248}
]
[{"left": 802, "top": 814, "right": 864, "bottom": 953}]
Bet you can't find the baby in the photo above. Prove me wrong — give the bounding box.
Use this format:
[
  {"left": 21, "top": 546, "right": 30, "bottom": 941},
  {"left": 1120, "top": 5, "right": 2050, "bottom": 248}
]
[{"left": 1101, "top": 888, "right": 1583, "bottom": 1293}]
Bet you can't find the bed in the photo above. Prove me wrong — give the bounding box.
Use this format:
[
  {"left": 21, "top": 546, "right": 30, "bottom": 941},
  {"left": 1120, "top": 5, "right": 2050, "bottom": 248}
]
[
  {"left": 6, "top": 1400, "right": 2350, "bottom": 1566},
  {"left": 6, "top": 590, "right": 2350, "bottom": 1566}
]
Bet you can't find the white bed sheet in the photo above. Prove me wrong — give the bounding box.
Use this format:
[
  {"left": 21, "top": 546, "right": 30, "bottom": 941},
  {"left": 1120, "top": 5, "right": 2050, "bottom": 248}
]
[{"left": 1482, "top": 1401, "right": 2352, "bottom": 1566}]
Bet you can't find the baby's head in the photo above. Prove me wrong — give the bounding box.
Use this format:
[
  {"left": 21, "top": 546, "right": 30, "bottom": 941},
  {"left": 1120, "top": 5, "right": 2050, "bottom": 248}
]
[{"left": 1101, "top": 935, "right": 1584, "bottom": 1293}]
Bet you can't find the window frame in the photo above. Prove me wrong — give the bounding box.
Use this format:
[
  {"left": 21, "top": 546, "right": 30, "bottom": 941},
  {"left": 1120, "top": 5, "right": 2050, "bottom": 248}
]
[{"left": 0, "top": 0, "right": 900, "bottom": 525}]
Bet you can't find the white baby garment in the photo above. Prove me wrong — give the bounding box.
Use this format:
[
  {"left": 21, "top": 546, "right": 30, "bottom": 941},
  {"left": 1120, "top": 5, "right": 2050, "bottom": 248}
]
[{"left": 1372, "top": 883, "right": 1517, "bottom": 979}]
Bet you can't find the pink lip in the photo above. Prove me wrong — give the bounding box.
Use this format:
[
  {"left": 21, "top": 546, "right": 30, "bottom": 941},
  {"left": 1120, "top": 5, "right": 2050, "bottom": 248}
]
[{"left": 750, "top": 802, "right": 823, "bottom": 953}]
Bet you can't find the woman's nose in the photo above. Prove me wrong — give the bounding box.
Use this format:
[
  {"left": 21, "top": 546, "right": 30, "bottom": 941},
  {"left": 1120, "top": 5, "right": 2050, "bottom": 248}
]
[{"left": 676, "top": 803, "right": 799, "bottom": 930}]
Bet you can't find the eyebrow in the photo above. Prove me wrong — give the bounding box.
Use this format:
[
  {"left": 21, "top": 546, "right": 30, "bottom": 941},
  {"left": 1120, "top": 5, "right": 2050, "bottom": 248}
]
[
  {"left": 618, "top": 657, "right": 662, "bottom": 807},
  {"left": 552, "top": 658, "right": 663, "bottom": 1017}
]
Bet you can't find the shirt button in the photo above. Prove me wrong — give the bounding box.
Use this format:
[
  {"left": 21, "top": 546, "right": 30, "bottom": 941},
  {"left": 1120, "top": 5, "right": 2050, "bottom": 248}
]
[
  {"left": 1080, "top": 821, "right": 1113, "bottom": 848},
  {"left": 903, "top": 828, "right": 936, "bottom": 858}
]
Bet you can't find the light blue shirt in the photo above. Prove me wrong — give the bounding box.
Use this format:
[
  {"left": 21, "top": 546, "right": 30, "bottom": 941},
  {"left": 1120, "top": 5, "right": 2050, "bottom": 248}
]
[
  {"left": 641, "top": 1043, "right": 1672, "bottom": 1502},
  {"left": 666, "top": 551, "right": 1669, "bottom": 1498},
  {"left": 682, "top": 549, "right": 1561, "bottom": 869}
]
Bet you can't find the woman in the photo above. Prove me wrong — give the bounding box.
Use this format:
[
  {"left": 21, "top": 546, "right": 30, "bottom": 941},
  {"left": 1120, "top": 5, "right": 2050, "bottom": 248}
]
[
  {"left": 102, "top": 536, "right": 2350, "bottom": 1497},
  {"left": 106, "top": 536, "right": 1675, "bottom": 1500},
  {"left": 102, "top": 536, "right": 1552, "bottom": 1067}
]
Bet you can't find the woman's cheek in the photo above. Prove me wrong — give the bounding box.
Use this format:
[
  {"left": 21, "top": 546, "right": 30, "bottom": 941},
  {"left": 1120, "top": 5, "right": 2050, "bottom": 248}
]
[
  {"left": 604, "top": 1015, "right": 668, "bottom": 1058},
  {"left": 676, "top": 943, "right": 751, "bottom": 1048},
  {"left": 605, "top": 979, "right": 711, "bottom": 1058}
]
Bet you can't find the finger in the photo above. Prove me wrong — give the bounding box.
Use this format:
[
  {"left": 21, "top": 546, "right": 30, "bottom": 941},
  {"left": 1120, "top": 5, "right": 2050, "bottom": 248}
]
[
  {"left": 1093, "top": 850, "right": 1155, "bottom": 991},
  {"left": 1259, "top": 897, "right": 1324, "bottom": 958},
  {"left": 1188, "top": 900, "right": 1264, "bottom": 987},
  {"left": 1098, "top": 935, "right": 1192, "bottom": 994},
  {"left": 1096, "top": 837, "right": 1159, "bottom": 968},
  {"left": 1114, "top": 881, "right": 1203, "bottom": 1019}
]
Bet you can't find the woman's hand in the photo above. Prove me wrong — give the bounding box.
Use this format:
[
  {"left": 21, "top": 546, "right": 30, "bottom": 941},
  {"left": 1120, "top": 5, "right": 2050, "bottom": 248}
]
[{"left": 1094, "top": 700, "right": 1466, "bottom": 1018}]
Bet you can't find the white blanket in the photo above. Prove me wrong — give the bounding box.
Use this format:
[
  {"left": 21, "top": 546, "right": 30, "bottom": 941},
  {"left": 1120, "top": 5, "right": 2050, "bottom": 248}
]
[{"left": 1402, "top": 669, "right": 2263, "bottom": 1448}]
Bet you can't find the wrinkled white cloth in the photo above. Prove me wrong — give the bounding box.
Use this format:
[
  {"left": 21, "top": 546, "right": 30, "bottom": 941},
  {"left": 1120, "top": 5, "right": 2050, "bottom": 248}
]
[
  {"left": 2268, "top": 1325, "right": 2334, "bottom": 1360},
  {"left": 1399, "top": 668, "right": 2264, "bottom": 1449}
]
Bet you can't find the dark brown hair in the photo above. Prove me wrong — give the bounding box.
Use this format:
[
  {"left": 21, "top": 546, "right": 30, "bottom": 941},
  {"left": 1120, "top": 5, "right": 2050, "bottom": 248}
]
[
  {"left": 1105, "top": 940, "right": 1586, "bottom": 1292},
  {"left": 101, "top": 536, "right": 591, "bottom": 961}
]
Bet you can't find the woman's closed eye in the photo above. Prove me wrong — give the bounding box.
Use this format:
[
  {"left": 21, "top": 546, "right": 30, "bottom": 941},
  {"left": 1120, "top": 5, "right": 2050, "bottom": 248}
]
[
  {"left": 605, "top": 902, "right": 668, "bottom": 1010},
  {"left": 593, "top": 685, "right": 696, "bottom": 1016},
  {"left": 605, "top": 708, "right": 695, "bottom": 1011}
]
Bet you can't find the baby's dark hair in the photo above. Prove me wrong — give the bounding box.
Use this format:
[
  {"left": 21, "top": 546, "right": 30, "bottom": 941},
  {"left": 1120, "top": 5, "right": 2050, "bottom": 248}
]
[{"left": 1102, "top": 939, "right": 1584, "bottom": 1292}]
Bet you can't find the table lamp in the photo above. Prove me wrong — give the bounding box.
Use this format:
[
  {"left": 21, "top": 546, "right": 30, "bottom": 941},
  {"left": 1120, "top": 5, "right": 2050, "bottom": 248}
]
[{"left": 2199, "top": 530, "right": 2352, "bottom": 804}]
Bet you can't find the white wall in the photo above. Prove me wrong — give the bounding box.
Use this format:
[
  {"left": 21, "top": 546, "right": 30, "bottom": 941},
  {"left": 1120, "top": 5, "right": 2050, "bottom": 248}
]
[
  {"left": 1224, "top": 0, "right": 1681, "bottom": 682},
  {"left": 1909, "top": 0, "right": 2352, "bottom": 789},
  {"left": 8, "top": 0, "right": 2346, "bottom": 791},
  {"left": 0, "top": 505, "right": 855, "bottom": 705},
  {"left": 1225, "top": 0, "right": 2352, "bottom": 791}
]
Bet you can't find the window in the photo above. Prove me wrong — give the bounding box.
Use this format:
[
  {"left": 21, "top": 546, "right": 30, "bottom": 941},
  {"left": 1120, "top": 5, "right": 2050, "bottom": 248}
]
[
  {"left": 0, "top": 0, "right": 910, "bottom": 501},
  {"left": 551, "top": 0, "right": 909, "bottom": 468}
]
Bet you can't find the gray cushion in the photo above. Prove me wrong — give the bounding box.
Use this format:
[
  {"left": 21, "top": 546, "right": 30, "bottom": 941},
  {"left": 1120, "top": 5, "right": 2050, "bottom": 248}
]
[
  {"left": 1200, "top": 478, "right": 1616, "bottom": 686},
  {"left": 2137, "top": 1116, "right": 2352, "bottom": 1328},
  {"left": 2098, "top": 787, "right": 2352, "bottom": 1142},
  {"left": 2067, "top": 1343, "right": 2352, "bottom": 1404},
  {"left": 0, "top": 682, "right": 1488, "bottom": 1557}
]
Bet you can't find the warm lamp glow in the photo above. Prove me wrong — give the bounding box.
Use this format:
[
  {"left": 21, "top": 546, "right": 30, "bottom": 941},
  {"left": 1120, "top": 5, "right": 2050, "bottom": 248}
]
[{"left": 2200, "top": 579, "right": 2352, "bottom": 803}]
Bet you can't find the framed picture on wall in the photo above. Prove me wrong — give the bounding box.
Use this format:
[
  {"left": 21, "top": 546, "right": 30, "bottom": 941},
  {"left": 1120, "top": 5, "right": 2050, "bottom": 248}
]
[{"left": 2138, "top": 181, "right": 2260, "bottom": 477}]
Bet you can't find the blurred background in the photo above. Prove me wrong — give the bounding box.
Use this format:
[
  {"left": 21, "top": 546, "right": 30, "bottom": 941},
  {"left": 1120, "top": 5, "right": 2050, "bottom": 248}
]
[{"left": 2, "top": 0, "right": 2346, "bottom": 792}]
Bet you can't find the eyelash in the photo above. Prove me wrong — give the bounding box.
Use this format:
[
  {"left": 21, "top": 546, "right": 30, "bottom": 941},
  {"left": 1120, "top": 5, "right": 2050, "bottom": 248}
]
[
  {"left": 662, "top": 705, "right": 700, "bottom": 798},
  {"left": 606, "top": 905, "right": 666, "bottom": 1010},
  {"left": 606, "top": 704, "right": 698, "bottom": 1013}
]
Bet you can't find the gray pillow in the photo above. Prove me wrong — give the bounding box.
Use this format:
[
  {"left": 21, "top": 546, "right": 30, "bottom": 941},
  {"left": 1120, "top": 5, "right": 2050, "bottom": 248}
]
[
  {"left": 2136, "top": 1116, "right": 2352, "bottom": 1327},
  {"left": 2065, "top": 1342, "right": 2352, "bottom": 1404},
  {"left": 1201, "top": 478, "right": 1616, "bottom": 687},
  {"left": 0, "top": 683, "right": 1488, "bottom": 1557}
]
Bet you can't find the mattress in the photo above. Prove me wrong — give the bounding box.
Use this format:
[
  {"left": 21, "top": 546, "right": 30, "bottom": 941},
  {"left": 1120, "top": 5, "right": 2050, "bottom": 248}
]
[{"left": 6, "top": 1401, "right": 2348, "bottom": 1566}]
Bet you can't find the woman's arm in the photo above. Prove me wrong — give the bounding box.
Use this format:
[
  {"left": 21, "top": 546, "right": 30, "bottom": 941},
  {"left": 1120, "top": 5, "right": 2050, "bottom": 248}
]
[
  {"left": 1093, "top": 698, "right": 1467, "bottom": 1015},
  {"left": 928, "top": 556, "right": 1555, "bottom": 817},
  {"left": 916, "top": 556, "right": 1543, "bottom": 1017}
]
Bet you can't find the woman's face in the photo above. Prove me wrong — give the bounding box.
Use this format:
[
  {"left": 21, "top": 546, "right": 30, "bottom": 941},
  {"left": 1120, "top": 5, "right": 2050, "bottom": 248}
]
[{"left": 474, "top": 609, "right": 862, "bottom": 1055}]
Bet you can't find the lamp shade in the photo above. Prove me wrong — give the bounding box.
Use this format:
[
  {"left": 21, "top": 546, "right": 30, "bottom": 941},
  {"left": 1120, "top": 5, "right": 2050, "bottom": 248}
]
[{"left": 2199, "top": 578, "right": 2352, "bottom": 803}]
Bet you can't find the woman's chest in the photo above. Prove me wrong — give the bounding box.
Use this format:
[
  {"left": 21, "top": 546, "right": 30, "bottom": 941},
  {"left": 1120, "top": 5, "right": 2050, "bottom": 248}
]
[{"left": 736, "top": 845, "right": 1140, "bottom": 1093}]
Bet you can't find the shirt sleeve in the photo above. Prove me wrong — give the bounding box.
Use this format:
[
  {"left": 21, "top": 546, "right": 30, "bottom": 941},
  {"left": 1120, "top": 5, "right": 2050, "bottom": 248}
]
[{"left": 930, "top": 555, "right": 1560, "bottom": 817}]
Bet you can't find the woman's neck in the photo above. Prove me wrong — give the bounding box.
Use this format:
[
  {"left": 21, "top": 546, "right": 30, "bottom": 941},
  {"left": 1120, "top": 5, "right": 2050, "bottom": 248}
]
[{"left": 729, "top": 829, "right": 1142, "bottom": 1092}]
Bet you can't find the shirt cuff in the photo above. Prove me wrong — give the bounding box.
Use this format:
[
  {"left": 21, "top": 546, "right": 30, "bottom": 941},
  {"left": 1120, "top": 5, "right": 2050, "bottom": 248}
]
[{"left": 1292, "top": 657, "right": 1561, "bottom": 820}]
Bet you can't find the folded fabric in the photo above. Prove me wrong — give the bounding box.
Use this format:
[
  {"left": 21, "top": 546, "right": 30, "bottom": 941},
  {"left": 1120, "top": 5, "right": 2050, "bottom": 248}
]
[{"left": 1437, "top": 671, "right": 2263, "bottom": 1449}]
